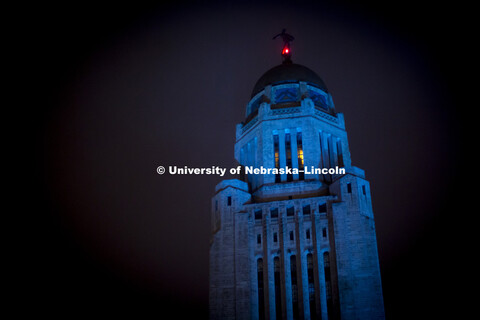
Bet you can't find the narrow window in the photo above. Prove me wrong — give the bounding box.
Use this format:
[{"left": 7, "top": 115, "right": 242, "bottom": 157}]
[
  {"left": 271, "top": 208, "right": 279, "bottom": 219},
  {"left": 347, "top": 183, "right": 352, "bottom": 193},
  {"left": 306, "top": 229, "right": 311, "bottom": 240},
  {"left": 257, "top": 258, "right": 265, "bottom": 320},
  {"left": 287, "top": 206, "right": 294, "bottom": 217},
  {"left": 322, "top": 227, "right": 327, "bottom": 238},
  {"left": 303, "top": 204, "right": 310, "bottom": 215},
  {"left": 319, "top": 132, "right": 324, "bottom": 169},
  {"left": 274, "top": 257, "right": 282, "bottom": 320},
  {"left": 215, "top": 200, "right": 218, "bottom": 211},
  {"left": 327, "top": 135, "right": 335, "bottom": 168},
  {"left": 290, "top": 255, "right": 299, "bottom": 319},
  {"left": 255, "top": 209, "right": 263, "bottom": 220},
  {"left": 274, "top": 134, "right": 281, "bottom": 183},
  {"left": 257, "top": 234, "right": 262, "bottom": 244},
  {"left": 285, "top": 132, "right": 293, "bottom": 182},
  {"left": 297, "top": 131, "right": 304, "bottom": 180},
  {"left": 324, "top": 252, "right": 333, "bottom": 319},
  {"left": 318, "top": 203, "right": 326, "bottom": 213},
  {"left": 362, "top": 185, "right": 366, "bottom": 195},
  {"left": 336, "top": 139, "right": 344, "bottom": 167},
  {"left": 307, "top": 253, "right": 317, "bottom": 319},
  {"left": 289, "top": 231, "right": 294, "bottom": 241},
  {"left": 273, "top": 232, "right": 278, "bottom": 243},
  {"left": 227, "top": 196, "right": 232, "bottom": 206}
]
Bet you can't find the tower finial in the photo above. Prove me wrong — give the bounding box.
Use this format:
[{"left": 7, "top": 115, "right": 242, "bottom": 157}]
[{"left": 273, "top": 28, "right": 294, "bottom": 63}]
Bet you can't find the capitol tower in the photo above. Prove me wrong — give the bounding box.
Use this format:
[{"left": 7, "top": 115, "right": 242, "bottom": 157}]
[{"left": 209, "top": 31, "right": 385, "bottom": 320}]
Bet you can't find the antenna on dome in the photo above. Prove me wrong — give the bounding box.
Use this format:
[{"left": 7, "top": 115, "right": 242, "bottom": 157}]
[{"left": 273, "top": 29, "right": 294, "bottom": 63}]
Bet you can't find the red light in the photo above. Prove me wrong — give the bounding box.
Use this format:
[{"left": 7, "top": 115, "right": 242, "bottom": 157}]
[{"left": 282, "top": 47, "right": 290, "bottom": 55}]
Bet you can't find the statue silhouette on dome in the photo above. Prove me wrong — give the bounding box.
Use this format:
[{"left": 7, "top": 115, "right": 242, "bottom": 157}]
[{"left": 273, "top": 29, "right": 294, "bottom": 62}]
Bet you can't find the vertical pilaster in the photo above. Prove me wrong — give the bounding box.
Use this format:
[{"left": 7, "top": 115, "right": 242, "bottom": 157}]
[
  {"left": 295, "top": 207, "right": 310, "bottom": 319},
  {"left": 265, "top": 129, "right": 275, "bottom": 185},
  {"left": 310, "top": 208, "right": 324, "bottom": 319},
  {"left": 280, "top": 205, "right": 292, "bottom": 320},
  {"left": 262, "top": 212, "right": 275, "bottom": 319},
  {"left": 248, "top": 210, "right": 259, "bottom": 319}
]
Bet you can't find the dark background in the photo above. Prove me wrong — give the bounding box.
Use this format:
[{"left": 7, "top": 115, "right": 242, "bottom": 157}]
[{"left": 17, "top": 0, "right": 469, "bottom": 318}]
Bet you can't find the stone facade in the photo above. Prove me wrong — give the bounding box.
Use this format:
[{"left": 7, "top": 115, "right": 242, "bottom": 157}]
[{"left": 209, "top": 62, "right": 385, "bottom": 320}]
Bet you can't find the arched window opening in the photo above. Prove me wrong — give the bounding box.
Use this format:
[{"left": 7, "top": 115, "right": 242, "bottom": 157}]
[
  {"left": 274, "top": 134, "right": 281, "bottom": 183},
  {"left": 257, "top": 258, "right": 265, "bottom": 320},
  {"left": 285, "top": 133, "right": 293, "bottom": 181},
  {"left": 336, "top": 139, "right": 344, "bottom": 167},
  {"left": 297, "top": 131, "right": 304, "bottom": 180},
  {"left": 323, "top": 252, "right": 333, "bottom": 319},
  {"left": 274, "top": 257, "right": 282, "bottom": 320},
  {"left": 307, "top": 253, "right": 318, "bottom": 319},
  {"left": 290, "top": 255, "right": 299, "bottom": 320}
]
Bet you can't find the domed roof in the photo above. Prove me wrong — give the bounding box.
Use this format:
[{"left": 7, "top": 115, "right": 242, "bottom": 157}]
[{"left": 251, "top": 62, "right": 328, "bottom": 97}]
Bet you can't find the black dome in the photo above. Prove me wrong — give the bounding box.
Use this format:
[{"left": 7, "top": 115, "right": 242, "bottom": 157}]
[{"left": 252, "top": 62, "right": 328, "bottom": 97}]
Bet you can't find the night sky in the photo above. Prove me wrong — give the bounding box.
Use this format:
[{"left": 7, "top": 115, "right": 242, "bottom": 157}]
[{"left": 21, "top": 0, "right": 468, "bottom": 318}]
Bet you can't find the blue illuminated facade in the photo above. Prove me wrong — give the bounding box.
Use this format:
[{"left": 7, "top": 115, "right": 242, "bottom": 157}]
[{"left": 209, "top": 59, "right": 385, "bottom": 319}]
